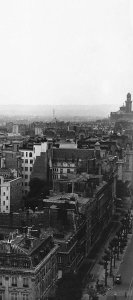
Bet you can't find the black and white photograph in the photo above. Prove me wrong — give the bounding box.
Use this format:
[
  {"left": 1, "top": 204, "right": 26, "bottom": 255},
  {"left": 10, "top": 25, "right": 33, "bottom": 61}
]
[{"left": 0, "top": 0, "right": 132, "bottom": 299}]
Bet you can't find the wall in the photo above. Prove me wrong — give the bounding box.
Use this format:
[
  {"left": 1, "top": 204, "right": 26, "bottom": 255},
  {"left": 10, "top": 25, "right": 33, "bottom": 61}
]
[
  {"left": 31, "top": 152, "right": 48, "bottom": 182},
  {"left": 0, "top": 177, "right": 10, "bottom": 213},
  {"left": 33, "top": 142, "right": 48, "bottom": 161},
  {"left": 0, "top": 209, "right": 50, "bottom": 229},
  {"left": 20, "top": 149, "right": 34, "bottom": 195},
  {"left": 10, "top": 177, "right": 22, "bottom": 212},
  {"left": 0, "top": 177, "right": 22, "bottom": 213}
]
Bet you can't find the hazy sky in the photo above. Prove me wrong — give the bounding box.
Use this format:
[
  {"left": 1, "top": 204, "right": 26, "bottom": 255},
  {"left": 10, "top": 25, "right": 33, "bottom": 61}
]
[{"left": 0, "top": 0, "right": 133, "bottom": 106}]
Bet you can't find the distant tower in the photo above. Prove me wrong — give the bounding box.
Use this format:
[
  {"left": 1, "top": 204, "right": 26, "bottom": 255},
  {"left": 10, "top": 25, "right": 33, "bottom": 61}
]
[
  {"left": 12, "top": 124, "right": 19, "bottom": 135},
  {"left": 125, "top": 93, "right": 132, "bottom": 113},
  {"left": 53, "top": 109, "right": 55, "bottom": 120},
  {"left": 52, "top": 108, "right": 56, "bottom": 123}
]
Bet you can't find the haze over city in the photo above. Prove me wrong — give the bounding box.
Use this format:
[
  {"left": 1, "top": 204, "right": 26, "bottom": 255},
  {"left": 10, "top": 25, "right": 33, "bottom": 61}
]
[{"left": 0, "top": 0, "right": 132, "bottom": 108}]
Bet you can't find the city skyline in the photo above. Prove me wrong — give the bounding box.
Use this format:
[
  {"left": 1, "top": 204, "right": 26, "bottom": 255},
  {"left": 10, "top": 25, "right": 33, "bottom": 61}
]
[{"left": 0, "top": 0, "right": 132, "bottom": 106}]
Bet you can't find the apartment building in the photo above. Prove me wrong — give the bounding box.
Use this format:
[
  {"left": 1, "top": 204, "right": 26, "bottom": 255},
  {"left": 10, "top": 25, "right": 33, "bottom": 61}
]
[
  {"left": 0, "top": 231, "right": 58, "bottom": 300},
  {"left": 1, "top": 141, "right": 22, "bottom": 177},
  {"left": 20, "top": 149, "right": 34, "bottom": 194},
  {"left": 50, "top": 148, "right": 94, "bottom": 183},
  {"left": 20, "top": 141, "right": 48, "bottom": 195},
  {"left": 0, "top": 175, "right": 22, "bottom": 213},
  {"left": 43, "top": 194, "right": 86, "bottom": 276}
]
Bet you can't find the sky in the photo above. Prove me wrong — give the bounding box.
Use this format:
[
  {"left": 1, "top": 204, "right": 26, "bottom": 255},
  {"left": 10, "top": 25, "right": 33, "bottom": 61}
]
[{"left": 0, "top": 0, "right": 132, "bottom": 107}]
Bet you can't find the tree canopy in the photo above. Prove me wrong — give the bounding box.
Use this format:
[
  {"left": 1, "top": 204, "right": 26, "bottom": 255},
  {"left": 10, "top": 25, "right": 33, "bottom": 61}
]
[
  {"left": 55, "top": 273, "right": 82, "bottom": 300},
  {"left": 24, "top": 177, "right": 49, "bottom": 210}
]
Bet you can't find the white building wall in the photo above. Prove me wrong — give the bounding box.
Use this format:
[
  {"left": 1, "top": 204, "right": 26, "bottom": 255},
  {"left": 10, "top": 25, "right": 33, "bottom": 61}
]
[
  {"left": 33, "top": 142, "right": 48, "bottom": 161},
  {"left": 20, "top": 149, "right": 34, "bottom": 195},
  {"left": 20, "top": 142, "right": 48, "bottom": 195},
  {"left": 0, "top": 177, "right": 10, "bottom": 213}
]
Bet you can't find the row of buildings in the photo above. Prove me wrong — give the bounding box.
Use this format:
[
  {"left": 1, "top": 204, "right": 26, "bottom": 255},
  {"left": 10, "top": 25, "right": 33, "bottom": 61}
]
[
  {"left": 0, "top": 95, "right": 132, "bottom": 298},
  {"left": 0, "top": 139, "right": 119, "bottom": 299},
  {"left": 0, "top": 123, "right": 132, "bottom": 209},
  {"left": 0, "top": 176, "right": 116, "bottom": 299}
]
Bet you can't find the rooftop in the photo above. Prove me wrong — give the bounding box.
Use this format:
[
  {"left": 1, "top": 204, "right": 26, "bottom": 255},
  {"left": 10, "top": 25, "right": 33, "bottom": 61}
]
[
  {"left": 44, "top": 193, "right": 78, "bottom": 204},
  {"left": 53, "top": 148, "right": 94, "bottom": 162}
]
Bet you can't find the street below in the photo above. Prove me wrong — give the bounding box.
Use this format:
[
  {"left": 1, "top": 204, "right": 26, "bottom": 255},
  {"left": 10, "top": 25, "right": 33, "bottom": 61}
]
[{"left": 106, "top": 232, "right": 133, "bottom": 299}]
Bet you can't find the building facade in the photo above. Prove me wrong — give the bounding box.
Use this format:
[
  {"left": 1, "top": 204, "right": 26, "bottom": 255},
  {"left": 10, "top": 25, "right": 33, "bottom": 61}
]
[
  {"left": 43, "top": 194, "right": 87, "bottom": 276},
  {"left": 20, "top": 141, "right": 48, "bottom": 195},
  {"left": 0, "top": 176, "right": 22, "bottom": 213},
  {"left": 0, "top": 231, "right": 58, "bottom": 300}
]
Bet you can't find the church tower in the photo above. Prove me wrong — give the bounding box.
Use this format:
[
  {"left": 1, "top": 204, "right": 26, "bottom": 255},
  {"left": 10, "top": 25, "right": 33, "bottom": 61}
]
[{"left": 125, "top": 93, "right": 132, "bottom": 113}]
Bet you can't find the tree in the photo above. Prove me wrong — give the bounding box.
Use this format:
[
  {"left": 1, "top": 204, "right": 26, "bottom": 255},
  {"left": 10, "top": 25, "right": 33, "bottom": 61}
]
[
  {"left": 116, "top": 180, "right": 130, "bottom": 198},
  {"left": 24, "top": 177, "right": 49, "bottom": 210},
  {"left": 29, "top": 177, "right": 49, "bottom": 197},
  {"left": 55, "top": 273, "right": 82, "bottom": 300}
]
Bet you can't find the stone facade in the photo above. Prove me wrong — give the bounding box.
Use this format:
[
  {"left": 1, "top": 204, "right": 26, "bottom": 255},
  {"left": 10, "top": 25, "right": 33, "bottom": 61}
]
[{"left": 0, "top": 232, "right": 58, "bottom": 300}]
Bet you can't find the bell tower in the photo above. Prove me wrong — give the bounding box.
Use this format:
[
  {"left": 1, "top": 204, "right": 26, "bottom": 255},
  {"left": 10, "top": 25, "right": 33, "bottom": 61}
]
[{"left": 125, "top": 93, "right": 132, "bottom": 113}]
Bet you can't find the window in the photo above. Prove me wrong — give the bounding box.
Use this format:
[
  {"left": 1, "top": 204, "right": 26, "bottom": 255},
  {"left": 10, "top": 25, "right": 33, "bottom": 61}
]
[
  {"left": 6, "top": 206, "right": 8, "bottom": 210},
  {"left": 25, "top": 159, "right": 28, "bottom": 164},
  {"left": 57, "top": 255, "right": 62, "bottom": 264},
  {"left": 25, "top": 183, "right": 28, "bottom": 187},
  {"left": 3, "top": 192, "right": 5, "bottom": 196},
  {"left": 6, "top": 196, "right": 8, "bottom": 200},
  {"left": 0, "top": 276, "right": 2, "bottom": 285},
  {"left": 23, "top": 277, "right": 28, "bottom": 287},
  {"left": 3, "top": 201, "right": 5, "bottom": 206},
  {"left": 67, "top": 169, "right": 70, "bottom": 173},
  {"left": 7, "top": 187, "right": 8, "bottom": 191},
  {"left": 23, "top": 261, "right": 29, "bottom": 268},
  {"left": 22, "top": 294, "right": 29, "bottom": 300},
  {"left": 11, "top": 293, "right": 17, "bottom": 300},
  {"left": 29, "top": 152, "right": 32, "bottom": 157},
  {"left": 25, "top": 167, "right": 28, "bottom": 171},
  {"left": 60, "top": 169, "right": 63, "bottom": 174},
  {"left": 12, "top": 276, "right": 17, "bottom": 287},
  {"left": 21, "top": 152, "right": 24, "bottom": 157},
  {"left": 26, "top": 152, "right": 28, "bottom": 157},
  {"left": 30, "top": 159, "right": 33, "bottom": 164},
  {"left": 30, "top": 167, "right": 32, "bottom": 172},
  {"left": 25, "top": 175, "right": 28, "bottom": 179}
]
